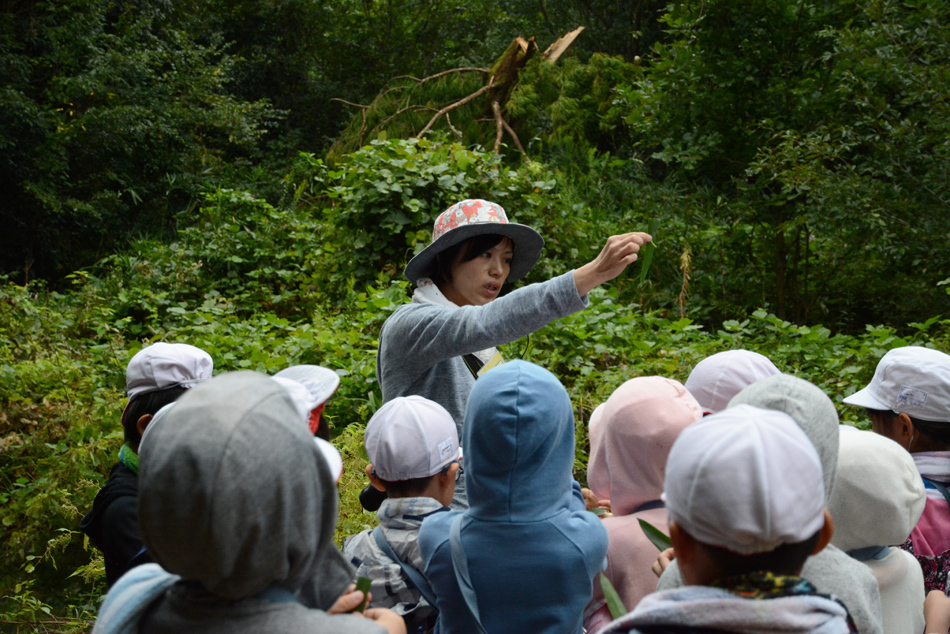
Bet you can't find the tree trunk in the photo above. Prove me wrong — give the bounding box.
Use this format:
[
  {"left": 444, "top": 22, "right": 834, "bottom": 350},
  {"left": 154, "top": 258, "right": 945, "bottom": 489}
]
[{"left": 774, "top": 228, "right": 787, "bottom": 320}]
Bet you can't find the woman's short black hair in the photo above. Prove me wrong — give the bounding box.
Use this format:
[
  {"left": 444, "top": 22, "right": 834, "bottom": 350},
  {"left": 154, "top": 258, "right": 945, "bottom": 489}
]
[
  {"left": 433, "top": 234, "right": 513, "bottom": 286},
  {"left": 123, "top": 386, "right": 188, "bottom": 449}
]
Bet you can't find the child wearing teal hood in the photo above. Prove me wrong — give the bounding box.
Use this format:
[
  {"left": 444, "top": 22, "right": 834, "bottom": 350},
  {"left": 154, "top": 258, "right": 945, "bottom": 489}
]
[{"left": 418, "top": 360, "right": 609, "bottom": 634}]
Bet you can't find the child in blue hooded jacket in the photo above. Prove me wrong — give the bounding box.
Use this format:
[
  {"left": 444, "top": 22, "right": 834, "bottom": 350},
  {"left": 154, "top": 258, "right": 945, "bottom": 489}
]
[{"left": 418, "top": 360, "right": 609, "bottom": 634}]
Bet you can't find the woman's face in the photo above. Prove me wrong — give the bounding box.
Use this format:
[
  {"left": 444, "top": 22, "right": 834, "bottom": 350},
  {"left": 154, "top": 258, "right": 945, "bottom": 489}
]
[{"left": 441, "top": 238, "right": 513, "bottom": 306}]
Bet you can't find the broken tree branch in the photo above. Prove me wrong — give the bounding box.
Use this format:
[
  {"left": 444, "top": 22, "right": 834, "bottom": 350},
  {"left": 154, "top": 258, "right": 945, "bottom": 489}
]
[
  {"left": 501, "top": 116, "right": 526, "bottom": 154},
  {"left": 416, "top": 77, "right": 494, "bottom": 137},
  {"left": 333, "top": 98, "right": 370, "bottom": 145},
  {"left": 331, "top": 98, "right": 369, "bottom": 109},
  {"left": 370, "top": 105, "right": 438, "bottom": 139},
  {"left": 492, "top": 101, "right": 505, "bottom": 154},
  {"left": 542, "top": 26, "right": 585, "bottom": 63},
  {"left": 393, "top": 67, "right": 490, "bottom": 84},
  {"left": 445, "top": 111, "right": 462, "bottom": 138}
]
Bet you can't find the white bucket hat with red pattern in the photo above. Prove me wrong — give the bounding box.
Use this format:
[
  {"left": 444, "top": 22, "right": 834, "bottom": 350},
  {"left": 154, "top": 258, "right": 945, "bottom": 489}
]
[{"left": 404, "top": 199, "right": 544, "bottom": 284}]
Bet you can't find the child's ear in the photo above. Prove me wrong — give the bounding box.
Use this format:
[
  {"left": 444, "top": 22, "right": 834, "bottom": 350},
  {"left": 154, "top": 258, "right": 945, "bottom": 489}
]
[
  {"left": 136, "top": 414, "right": 153, "bottom": 438},
  {"left": 366, "top": 465, "right": 387, "bottom": 492},
  {"left": 669, "top": 521, "right": 700, "bottom": 585},
  {"left": 443, "top": 462, "right": 460, "bottom": 483},
  {"left": 668, "top": 521, "right": 692, "bottom": 564},
  {"left": 811, "top": 508, "right": 835, "bottom": 555}
]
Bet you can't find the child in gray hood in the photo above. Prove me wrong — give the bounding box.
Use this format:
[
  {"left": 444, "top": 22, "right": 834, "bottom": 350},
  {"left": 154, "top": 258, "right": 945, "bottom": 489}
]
[
  {"left": 91, "top": 371, "right": 404, "bottom": 634},
  {"left": 656, "top": 374, "right": 885, "bottom": 634}
]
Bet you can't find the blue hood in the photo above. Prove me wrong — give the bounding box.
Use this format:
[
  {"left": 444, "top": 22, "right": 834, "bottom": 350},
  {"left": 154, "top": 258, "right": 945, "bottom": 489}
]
[{"left": 463, "top": 360, "right": 575, "bottom": 521}]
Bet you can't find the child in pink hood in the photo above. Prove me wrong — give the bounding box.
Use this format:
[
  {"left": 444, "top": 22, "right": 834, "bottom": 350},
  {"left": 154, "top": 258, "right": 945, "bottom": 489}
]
[{"left": 584, "top": 377, "right": 703, "bottom": 633}]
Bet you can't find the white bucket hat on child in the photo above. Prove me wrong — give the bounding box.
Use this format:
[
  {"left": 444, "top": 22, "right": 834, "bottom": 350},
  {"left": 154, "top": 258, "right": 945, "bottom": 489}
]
[
  {"left": 404, "top": 199, "right": 544, "bottom": 284},
  {"left": 684, "top": 349, "right": 781, "bottom": 414},
  {"left": 843, "top": 346, "right": 950, "bottom": 422},
  {"left": 664, "top": 404, "right": 826, "bottom": 554},
  {"left": 365, "top": 395, "right": 461, "bottom": 481},
  {"left": 126, "top": 342, "right": 213, "bottom": 400}
]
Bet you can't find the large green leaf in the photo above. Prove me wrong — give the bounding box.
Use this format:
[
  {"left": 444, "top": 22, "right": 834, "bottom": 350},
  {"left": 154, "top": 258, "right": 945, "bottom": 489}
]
[
  {"left": 599, "top": 573, "right": 628, "bottom": 620},
  {"left": 638, "top": 518, "right": 672, "bottom": 551}
]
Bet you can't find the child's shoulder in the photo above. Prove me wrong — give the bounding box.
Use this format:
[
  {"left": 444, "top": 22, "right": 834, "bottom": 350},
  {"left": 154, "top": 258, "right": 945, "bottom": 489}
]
[
  {"left": 417, "top": 509, "right": 463, "bottom": 557},
  {"left": 341, "top": 527, "right": 373, "bottom": 559}
]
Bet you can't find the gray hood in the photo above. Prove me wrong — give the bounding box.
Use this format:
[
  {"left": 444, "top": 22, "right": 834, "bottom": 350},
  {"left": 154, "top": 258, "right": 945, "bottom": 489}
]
[
  {"left": 729, "top": 374, "right": 838, "bottom": 500},
  {"left": 138, "top": 371, "right": 353, "bottom": 603}
]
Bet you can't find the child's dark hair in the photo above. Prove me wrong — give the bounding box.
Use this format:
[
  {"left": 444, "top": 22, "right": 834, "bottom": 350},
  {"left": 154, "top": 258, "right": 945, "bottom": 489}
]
[
  {"left": 866, "top": 407, "right": 950, "bottom": 445},
  {"left": 123, "top": 386, "right": 188, "bottom": 450},
  {"left": 704, "top": 529, "right": 821, "bottom": 578},
  {"left": 378, "top": 474, "right": 438, "bottom": 498},
  {"left": 433, "top": 234, "right": 513, "bottom": 285}
]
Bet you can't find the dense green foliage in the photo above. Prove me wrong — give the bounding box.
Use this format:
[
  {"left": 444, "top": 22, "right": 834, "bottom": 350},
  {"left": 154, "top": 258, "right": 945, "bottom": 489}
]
[
  {"left": 0, "top": 0, "right": 280, "bottom": 281},
  {"left": 614, "top": 0, "right": 950, "bottom": 327},
  {"left": 2, "top": 0, "right": 950, "bottom": 630},
  {"left": 2, "top": 138, "right": 949, "bottom": 630}
]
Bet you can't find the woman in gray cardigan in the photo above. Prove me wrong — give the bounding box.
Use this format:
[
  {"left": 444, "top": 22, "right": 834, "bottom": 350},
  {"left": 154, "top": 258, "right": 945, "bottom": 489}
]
[{"left": 373, "top": 199, "right": 651, "bottom": 508}]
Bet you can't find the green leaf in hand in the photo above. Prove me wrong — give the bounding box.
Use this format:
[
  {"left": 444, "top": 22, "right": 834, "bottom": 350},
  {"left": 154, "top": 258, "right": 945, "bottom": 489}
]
[
  {"left": 351, "top": 576, "right": 372, "bottom": 613},
  {"left": 639, "top": 218, "right": 660, "bottom": 285},
  {"left": 638, "top": 517, "right": 672, "bottom": 551},
  {"left": 600, "top": 573, "right": 628, "bottom": 620}
]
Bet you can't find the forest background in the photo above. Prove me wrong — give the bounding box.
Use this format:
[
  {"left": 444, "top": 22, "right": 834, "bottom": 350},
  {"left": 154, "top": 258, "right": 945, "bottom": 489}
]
[{"left": 1, "top": 0, "right": 949, "bottom": 630}]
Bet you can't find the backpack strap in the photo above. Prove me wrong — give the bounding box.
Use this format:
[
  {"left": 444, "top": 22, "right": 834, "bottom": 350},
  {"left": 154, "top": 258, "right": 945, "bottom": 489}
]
[
  {"left": 462, "top": 350, "right": 504, "bottom": 379},
  {"left": 922, "top": 476, "right": 950, "bottom": 507},
  {"left": 461, "top": 353, "right": 485, "bottom": 379},
  {"left": 449, "top": 515, "right": 488, "bottom": 634},
  {"left": 372, "top": 526, "right": 439, "bottom": 608}
]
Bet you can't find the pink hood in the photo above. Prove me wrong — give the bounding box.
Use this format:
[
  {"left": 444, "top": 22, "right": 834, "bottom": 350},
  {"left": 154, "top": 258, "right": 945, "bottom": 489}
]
[
  {"left": 588, "top": 377, "right": 703, "bottom": 516},
  {"left": 585, "top": 377, "right": 703, "bottom": 629}
]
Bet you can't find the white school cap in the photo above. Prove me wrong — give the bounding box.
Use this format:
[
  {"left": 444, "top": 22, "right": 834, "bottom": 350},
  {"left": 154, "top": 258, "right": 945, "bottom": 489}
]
[
  {"left": 274, "top": 365, "right": 341, "bottom": 409},
  {"left": 685, "top": 350, "right": 780, "bottom": 414},
  {"left": 126, "top": 342, "right": 213, "bottom": 400},
  {"left": 843, "top": 346, "right": 950, "bottom": 422},
  {"left": 272, "top": 377, "right": 319, "bottom": 424},
  {"left": 664, "top": 404, "right": 826, "bottom": 554},
  {"left": 829, "top": 426, "right": 925, "bottom": 552},
  {"left": 365, "top": 396, "right": 460, "bottom": 481}
]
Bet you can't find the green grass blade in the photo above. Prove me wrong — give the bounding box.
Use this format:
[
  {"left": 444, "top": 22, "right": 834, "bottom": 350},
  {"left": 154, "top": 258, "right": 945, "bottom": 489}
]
[
  {"left": 599, "top": 573, "right": 628, "bottom": 620},
  {"left": 638, "top": 517, "right": 672, "bottom": 552},
  {"left": 638, "top": 218, "right": 660, "bottom": 285}
]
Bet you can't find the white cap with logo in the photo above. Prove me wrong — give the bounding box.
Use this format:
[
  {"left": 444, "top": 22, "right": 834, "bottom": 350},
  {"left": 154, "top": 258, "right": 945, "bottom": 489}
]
[
  {"left": 365, "top": 396, "right": 461, "bottom": 481},
  {"left": 843, "top": 346, "right": 950, "bottom": 422}
]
